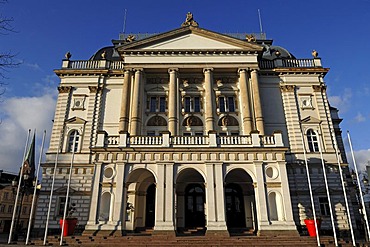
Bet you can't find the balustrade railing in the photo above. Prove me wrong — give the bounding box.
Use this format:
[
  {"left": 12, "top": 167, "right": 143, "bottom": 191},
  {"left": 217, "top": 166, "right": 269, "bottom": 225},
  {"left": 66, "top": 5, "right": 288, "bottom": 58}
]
[
  {"left": 219, "top": 135, "right": 252, "bottom": 145},
  {"left": 172, "top": 136, "right": 209, "bottom": 145},
  {"left": 110, "top": 61, "right": 125, "bottom": 70},
  {"left": 99, "top": 132, "right": 284, "bottom": 148},
  {"left": 259, "top": 58, "right": 321, "bottom": 69},
  {"left": 68, "top": 60, "right": 100, "bottom": 69}
]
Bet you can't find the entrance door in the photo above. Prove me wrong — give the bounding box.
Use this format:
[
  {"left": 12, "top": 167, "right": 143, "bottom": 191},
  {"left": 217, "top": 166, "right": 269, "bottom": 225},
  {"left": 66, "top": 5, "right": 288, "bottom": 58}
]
[
  {"left": 145, "top": 184, "right": 156, "bottom": 227},
  {"left": 185, "top": 184, "right": 205, "bottom": 227},
  {"left": 225, "top": 184, "right": 246, "bottom": 228}
]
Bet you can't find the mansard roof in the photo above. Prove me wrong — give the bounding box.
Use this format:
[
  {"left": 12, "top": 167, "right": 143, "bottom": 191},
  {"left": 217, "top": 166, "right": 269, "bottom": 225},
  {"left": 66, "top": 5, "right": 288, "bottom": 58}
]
[{"left": 115, "top": 26, "right": 264, "bottom": 53}]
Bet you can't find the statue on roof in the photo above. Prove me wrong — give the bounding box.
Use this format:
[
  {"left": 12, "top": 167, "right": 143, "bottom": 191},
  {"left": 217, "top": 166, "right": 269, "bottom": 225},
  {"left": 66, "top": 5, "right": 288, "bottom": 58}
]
[
  {"left": 246, "top": 34, "right": 256, "bottom": 42},
  {"left": 181, "top": 12, "right": 199, "bottom": 27}
]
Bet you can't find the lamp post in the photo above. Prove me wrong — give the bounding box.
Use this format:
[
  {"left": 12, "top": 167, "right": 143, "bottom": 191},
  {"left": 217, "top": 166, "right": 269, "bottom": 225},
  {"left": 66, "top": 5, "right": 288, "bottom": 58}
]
[{"left": 11, "top": 171, "right": 35, "bottom": 241}]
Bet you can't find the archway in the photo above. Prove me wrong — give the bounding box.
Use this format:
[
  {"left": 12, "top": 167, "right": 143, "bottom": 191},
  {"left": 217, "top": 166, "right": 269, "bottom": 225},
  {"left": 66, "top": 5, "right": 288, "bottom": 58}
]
[
  {"left": 225, "top": 168, "right": 256, "bottom": 232},
  {"left": 176, "top": 168, "right": 206, "bottom": 231},
  {"left": 126, "top": 168, "right": 156, "bottom": 231}
]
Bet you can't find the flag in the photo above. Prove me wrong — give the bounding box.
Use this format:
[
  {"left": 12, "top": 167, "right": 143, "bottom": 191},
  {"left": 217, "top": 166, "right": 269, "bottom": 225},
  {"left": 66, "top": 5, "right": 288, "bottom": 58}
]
[{"left": 22, "top": 131, "right": 36, "bottom": 179}]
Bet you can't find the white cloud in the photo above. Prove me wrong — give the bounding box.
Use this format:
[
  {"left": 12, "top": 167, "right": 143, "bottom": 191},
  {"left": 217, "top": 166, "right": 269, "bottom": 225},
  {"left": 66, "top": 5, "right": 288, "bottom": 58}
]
[
  {"left": 0, "top": 94, "right": 56, "bottom": 173},
  {"left": 347, "top": 149, "right": 370, "bottom": 172},
  {"left": 24, "top": 62, "right": 42, "bottom": 71},
  {"left": 354, "top": 112, "right": 366, "bottom": 123},
  {"left": 328, "top": 88, "right": 352, "bottom": 113}
]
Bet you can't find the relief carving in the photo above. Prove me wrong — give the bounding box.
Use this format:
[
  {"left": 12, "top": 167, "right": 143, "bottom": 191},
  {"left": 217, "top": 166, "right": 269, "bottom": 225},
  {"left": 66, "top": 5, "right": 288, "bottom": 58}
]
[
  {"left": 58, "top": 86, "right": 72, "bottom": 93},
  {"left": 280, "top": 85, "right": 295, "bottom": 92}
]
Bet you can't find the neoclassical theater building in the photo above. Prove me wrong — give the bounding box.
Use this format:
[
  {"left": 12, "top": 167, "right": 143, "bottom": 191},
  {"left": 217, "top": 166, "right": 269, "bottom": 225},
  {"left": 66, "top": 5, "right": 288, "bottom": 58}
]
[{"left": 35, "top": 14, "right": 357, "bottom": 236}]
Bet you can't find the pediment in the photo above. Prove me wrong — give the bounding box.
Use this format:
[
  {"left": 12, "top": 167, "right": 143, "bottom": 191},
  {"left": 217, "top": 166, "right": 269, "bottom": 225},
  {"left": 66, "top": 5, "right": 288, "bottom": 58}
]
[
  {"left": 117, "top": 26, "right": 263, "bottom": 52},
  {"left": 66, "top": 117, "right": 87, "bottom": 124},
  {"left": 301, "top": 116, "right": 322, "bottom": 124},
  {"left": 54, "top": 186, "right": 77, "bottom": 195}
]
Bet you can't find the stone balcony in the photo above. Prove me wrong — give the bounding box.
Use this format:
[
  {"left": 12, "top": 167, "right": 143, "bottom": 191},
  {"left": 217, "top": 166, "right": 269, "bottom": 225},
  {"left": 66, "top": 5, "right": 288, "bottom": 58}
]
[
  {"left": 258, "top": 58, "right": 322, "bottom": 69},
  {"left": 95, "top": 131, "right": 284, "bottom": 148}
]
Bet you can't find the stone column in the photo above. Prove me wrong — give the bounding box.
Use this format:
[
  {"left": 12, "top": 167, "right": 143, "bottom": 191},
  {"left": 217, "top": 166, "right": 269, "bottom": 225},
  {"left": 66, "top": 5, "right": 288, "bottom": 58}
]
[
  {"left": 250, "top": 69, "right": 265, "bottom": 135},
  {"left": 254, "top": 162, "right": 269, "bottom": 233},
  {"left": 119, "top": 70, "right": 132, "bottom": 133},
  {"left": 238, "top": 69, "right": 253, "bottom": 134},
  {"left": 203, "top": 68, "right": 215, "bottom": 133},
  {"left": 85, "top": 163, "right": 102, "bottom": 230},
  {"left": 112, "top": 163, "right": 125, "bottom": 230},
  {"left": 130, "top": 69, "right": 143, "bottom": 136},
  {"left": 205, "top": 162, "right": 228, "bottom": 236},
  {"left": 168, "top": 68, "right": 178, "bottom": 136},
  {"left": 154, "top": 163, "right": 175, "bottom": 234}
]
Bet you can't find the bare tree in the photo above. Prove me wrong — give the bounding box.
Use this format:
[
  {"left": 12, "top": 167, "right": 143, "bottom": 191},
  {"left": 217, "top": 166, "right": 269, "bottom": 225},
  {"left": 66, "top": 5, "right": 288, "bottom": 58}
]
[{"left": 0, "top": 0, "right": 20, "bottom": 94}]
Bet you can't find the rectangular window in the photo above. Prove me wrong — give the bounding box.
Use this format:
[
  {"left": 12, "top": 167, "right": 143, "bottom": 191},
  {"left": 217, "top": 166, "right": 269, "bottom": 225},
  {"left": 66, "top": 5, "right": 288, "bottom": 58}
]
[
  {"left": 159, "top": 97, "right": 166, "bottom": 112},
  {"left": 194, "top": 97, "right": 200, "bottom": 112},
  {"left": 3, "top": 192, "right": 9, "bottom": 200},
  {"left": 219, "top": 97, "right": 226, "bottom": 112},
  {"left": 57, "top": 197, "right": 71, "bottom": 216},
  {"left": 228, "top": 97, "right": 235, "bottom": 112},
  {"left": 319, "top": 197, "right": 330, "bottom": 216},
  {"left": 0, "top": 204, "right": 5, "bottom": 213},
  {"left": 22, "top": 206, "right": 28, "bottom": 215},
  {"left": 7, "top": 205, "right": 13, "bottom": 213},
  {"left": 184, "top": 97, "right": 191, "bottom": 112},
  {"left": 149, "top": 97, "right": 157, "bottom": 112}
]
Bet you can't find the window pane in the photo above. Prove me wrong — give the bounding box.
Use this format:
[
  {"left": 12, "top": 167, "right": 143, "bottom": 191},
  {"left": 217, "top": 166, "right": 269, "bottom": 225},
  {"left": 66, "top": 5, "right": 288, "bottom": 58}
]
[
  {"left": 150, "top": 97, "right": 157, "bottom": 112},
  {"left": 159, "top": 97, "right": 166, "bottom": 112},
  {"left": 219, "top": 97, "right": 225, "bottom": 112},
  {"left": 185, "top": 97, "right": 191, "bottom": 112},
  {"left": 228, "top": 97, "right": 235, "bottom": 112},
  {"left": 68, "top": 131, "right": 79, "bottom": 152},
  {"left": 194, "top": 97, "right": 200, "bottom": 112}
]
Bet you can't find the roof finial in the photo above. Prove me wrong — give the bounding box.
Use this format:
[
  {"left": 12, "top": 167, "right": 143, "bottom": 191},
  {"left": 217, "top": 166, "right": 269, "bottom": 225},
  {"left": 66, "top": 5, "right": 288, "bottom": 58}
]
[{"left": 181, "top": 12, "right": 199, "bottom": 27}]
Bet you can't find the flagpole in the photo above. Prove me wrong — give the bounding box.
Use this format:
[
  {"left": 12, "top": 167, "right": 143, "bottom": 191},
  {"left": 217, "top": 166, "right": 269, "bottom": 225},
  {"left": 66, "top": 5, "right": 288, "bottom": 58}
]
[
  {"left": 8, "top": 129, "right": 31, "bottom": 244},
  {"left": 43, "top": 130, "right": 62, "bottom": 245},
  {"left": 317, "top": 138, "right": 338, "bottom": 246},
  {"left": 299, "top": 129, "right": 321, "bottom": 246},
  {"left": 26, "top": 130, "right": 46, "bottom": 245},
  {"left": 347, "top": 131, "right": 370, "bottom": 240},
  {"left": 332, "top": 130, "right": 356, "bottom": 246},
  {"left": 60, "top": 132, "right": 77, "bottom": 246}
]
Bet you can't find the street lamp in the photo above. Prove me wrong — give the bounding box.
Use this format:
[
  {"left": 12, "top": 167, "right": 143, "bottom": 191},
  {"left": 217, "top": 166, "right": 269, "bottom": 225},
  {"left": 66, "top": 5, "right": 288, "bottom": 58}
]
[{"left": 11, "top": 171, "right": 35, "bottom": 241}]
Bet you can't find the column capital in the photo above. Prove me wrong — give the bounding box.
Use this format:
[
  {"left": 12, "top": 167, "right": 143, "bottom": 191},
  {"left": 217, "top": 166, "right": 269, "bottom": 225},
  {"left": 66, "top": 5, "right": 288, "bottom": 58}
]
[
  {"left": 124, "top": 69, "right": 132, "bottom": 74},
  {"left": 58, "top": 86, "right": 72, "bottom": 93},
  {"left": 134, "top": 68, "right": 144, "bottom": 73},
  {"left": 203, "top": 68, "right": 214, "bottom": 73},
  {"left": 168, "top": 68, "right": 178, "bottom": 73},
  {"left": 237, "top": 68, "right": 249, "bottom": 74}
]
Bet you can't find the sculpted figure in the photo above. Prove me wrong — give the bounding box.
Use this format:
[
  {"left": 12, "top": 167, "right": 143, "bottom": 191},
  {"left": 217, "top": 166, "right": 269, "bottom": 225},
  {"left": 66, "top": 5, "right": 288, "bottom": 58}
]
[{"left": 181, "top": 12, "right": 199, "bottom": 27}]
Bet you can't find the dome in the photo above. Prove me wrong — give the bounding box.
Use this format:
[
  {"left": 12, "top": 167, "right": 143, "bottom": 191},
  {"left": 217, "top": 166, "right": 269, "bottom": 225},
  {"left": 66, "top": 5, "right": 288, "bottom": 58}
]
[
  {"left": 261, "top": 44, "right": 295, "bottom": 60},
  {"left": 89, "top": 46, "right": 121, "bottom": 61}
]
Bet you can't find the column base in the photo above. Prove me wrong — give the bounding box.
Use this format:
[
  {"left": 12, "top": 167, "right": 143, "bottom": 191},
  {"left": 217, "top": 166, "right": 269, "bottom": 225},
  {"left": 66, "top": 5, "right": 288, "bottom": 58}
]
[{"left": 257, "top": 221, "right": 299, "bottom": 236}]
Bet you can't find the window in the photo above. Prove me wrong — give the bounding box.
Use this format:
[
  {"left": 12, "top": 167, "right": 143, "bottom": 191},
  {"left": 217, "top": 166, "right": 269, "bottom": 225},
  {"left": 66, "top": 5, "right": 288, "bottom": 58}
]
[
  {"left": 148, "top": 96, "right": 166, "bottom": 113},
  {"left": 0, "top": 204, "right": 5, "bottom": 213},
  {"left": 3, "top": 192, "right": 9, "bottom": 200},
  {"left": 67, "top": 130, "right": 79, "bottom": 152},
  {"left": 307, "top": 129, "right": 319, "bottom": 152},
  {"left": 319, "top": 197, "right": 330, "bottom": 216},
  {"left": 8, "top": 205, "right": 13, "bottom": 213},
  {"left": 218, "top": 96, "right": 236, "bottom": 112},
  {"left": 22, "top": 206, "right": 28, "bottom": 215},
  {"left": 57, "top": 197, "right": 71, "bottom": 216},
  {"left": 184, "top": 96, "right": 201, "bottom": 113}
]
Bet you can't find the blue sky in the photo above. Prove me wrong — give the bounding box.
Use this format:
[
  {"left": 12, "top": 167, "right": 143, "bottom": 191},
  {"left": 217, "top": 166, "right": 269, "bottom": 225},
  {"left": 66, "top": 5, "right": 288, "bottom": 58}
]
[{"left": 0, "top": 0, "right": 369, "bottom": 173}]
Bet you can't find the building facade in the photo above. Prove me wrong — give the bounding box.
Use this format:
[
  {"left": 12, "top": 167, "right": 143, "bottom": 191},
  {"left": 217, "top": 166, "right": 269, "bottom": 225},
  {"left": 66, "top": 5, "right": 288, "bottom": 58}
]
[{"left": 35, "top": 14, "right": 357, "bottom": 236}]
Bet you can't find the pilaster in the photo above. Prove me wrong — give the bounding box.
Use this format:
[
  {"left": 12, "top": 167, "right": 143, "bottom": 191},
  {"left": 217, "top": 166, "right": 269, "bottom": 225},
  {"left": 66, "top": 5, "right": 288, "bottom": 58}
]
[
  {"left": 203, "top": 68, "right": 215, "bottom": 133},
  {"left": 130, "top": 69, "right": 143, "bottom": 136},
  {"left": 119, "top": 70, "right": 132, "bottom": 133},
  {"left": 85, "top": 163, "right": 102, "bottom": 228},
  {"left": 168, "top": 68, "right": 178, "bottom": 135},
  {"left": 250, "top": 69, "right": 265, "bottom": 135},
  {"left": 238, "top": 69, "right": 253, "bottom": 134}
]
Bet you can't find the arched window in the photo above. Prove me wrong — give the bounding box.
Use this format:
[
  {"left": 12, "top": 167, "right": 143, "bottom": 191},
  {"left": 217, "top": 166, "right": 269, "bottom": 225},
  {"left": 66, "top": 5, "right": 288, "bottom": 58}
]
[
  {"left": 307, "top": 129, "right": 319, "bottom": 152},
  {"left": 67, "top": 130, "right": 80, "bottom": 152}
]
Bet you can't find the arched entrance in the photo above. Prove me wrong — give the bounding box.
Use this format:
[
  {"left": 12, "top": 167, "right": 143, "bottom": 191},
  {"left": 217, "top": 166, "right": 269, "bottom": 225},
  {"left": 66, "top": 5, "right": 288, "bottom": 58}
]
[
  {"left": 176, "top": 168, "right": 206, "bottom": 233},
  {"left": 125, "top": 168, "right": 156, "bottom": 231},
  {"left": 145, "top": 184, "right": 156, "bottom": 227},
  {"left": 225, "top": 168, "right": 256, "bottom": 233},
  {"left": 225, "top": 183, "right": 245, "bottom": 228},
  {"left": 185, "top": 184, "right": 205, "bottom": 227}
]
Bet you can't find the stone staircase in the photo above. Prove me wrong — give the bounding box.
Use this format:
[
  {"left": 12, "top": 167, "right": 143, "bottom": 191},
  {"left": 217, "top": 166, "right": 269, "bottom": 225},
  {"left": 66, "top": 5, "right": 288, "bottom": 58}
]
[{"left": 28, "top": 233, "right": 359, "bottom": 247}]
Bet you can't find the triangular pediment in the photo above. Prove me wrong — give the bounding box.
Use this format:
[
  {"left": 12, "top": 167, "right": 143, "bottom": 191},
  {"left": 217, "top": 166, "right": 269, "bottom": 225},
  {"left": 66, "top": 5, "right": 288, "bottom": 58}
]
[
  {"left": 301, "top": 116, "right": 322, "bottom": 124},
  {"left": 66, "top": 117, "right": 87, "bottom": 124},
  {"left": 117, "top": 26, "right": 263, "bottom": 52}
]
